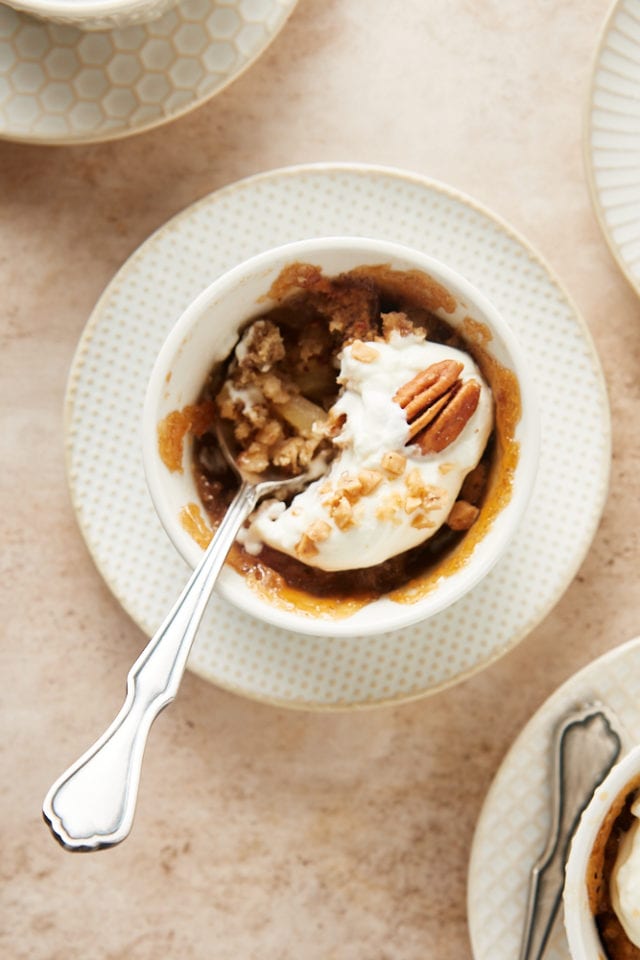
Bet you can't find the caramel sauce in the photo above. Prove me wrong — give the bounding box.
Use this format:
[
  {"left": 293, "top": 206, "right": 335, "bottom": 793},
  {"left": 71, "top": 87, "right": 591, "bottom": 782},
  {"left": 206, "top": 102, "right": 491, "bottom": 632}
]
[
  {"left": 238, "top": 558, "right": 370, "bottom": 620},
  {"left": 158, "top": 401, "right": 216, "bottom": 473},
  {"left": 586, "top": 774, "right": 640, "bottom": 959},
  {"left": 179, "top": 502, "right": 214, "bottom": 550},
  {"left": 181, "top": 503, "right": 371, "bottom": 620},
  {"left": 347, "top": 263, "right": 458, "bottom": 314},
  {"left": 163, "top": 262, "right": 522, "bottom": 619}
]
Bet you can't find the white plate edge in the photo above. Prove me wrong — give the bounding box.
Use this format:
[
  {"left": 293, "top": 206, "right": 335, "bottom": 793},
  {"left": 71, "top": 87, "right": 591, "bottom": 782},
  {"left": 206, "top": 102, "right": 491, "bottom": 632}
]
[{"left": 62, "top": 161, "right": 614, "bottom": 711}]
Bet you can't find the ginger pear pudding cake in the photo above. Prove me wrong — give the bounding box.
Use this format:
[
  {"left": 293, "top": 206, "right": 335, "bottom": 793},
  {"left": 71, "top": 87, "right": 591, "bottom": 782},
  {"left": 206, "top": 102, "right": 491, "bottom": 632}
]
[
  {"left": 586, "top": 774, "right": 640, "bottom": 959},
  {"left": 155, "top": 259, "right": 523, "bottom": 620}
]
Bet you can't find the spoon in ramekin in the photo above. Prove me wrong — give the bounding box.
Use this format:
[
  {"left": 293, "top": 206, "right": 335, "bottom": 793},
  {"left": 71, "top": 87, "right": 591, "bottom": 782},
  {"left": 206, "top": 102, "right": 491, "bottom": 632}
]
[{"left": 43, "top": 423, "right": 314, "bottom": 851}]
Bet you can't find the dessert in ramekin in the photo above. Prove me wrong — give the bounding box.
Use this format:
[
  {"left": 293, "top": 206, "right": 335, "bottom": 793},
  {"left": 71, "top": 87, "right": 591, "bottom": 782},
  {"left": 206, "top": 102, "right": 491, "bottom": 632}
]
[
  {"left": 566, "top": 744, "right": 640, "bottom": 959},
  {"left": 142, "top": 237, "right": 538, "bottom": 637}
]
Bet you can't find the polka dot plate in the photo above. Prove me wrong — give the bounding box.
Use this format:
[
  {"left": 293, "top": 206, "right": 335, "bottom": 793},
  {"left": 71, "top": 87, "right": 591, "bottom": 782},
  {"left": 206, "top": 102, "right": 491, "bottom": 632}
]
[
  {"left": 468, "top": 635, "right": 640, "bottom": 960},
  {"left": 585, "top": 0, "right": 640, "bottom": 294},
  {"left": 65, "top": 162, "right": 611, "bottom": 710},
  {"left": 0, "top": 0, "right": 297, "bottom": 144}
]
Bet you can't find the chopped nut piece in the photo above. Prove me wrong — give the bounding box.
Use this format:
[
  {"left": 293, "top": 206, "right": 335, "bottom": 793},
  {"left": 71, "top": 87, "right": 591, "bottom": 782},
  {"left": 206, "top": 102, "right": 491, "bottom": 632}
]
[
  {"left": 375, "top": 492, "right": 405, "bottom": 524},
  {"left": 422, "top": 487, "right": 447, "bottom": 511},
  {"left": 382, "top": 451, "right": 406, "bottom": 476},
  {"left": 295, "top": 534, "right": 319, "bottom": 561},
  {"left": 350, "top": 340, "right": 379, "bottom": 363},
  {"left": 405, "top": 468, "right": 426, "bottom": 497},
  {"left": 341, "top": 474, "right": 364, "bottom": 503},
  {"left": 358, "top": 469, "right": 383, "bottom": 495},
  {"left": 447, "top": 500, "right": 480, "bottom": 531},
  {"left": 331, "top": 496, "right": 353, "bottom": 530},
  {"left": 404, "top": 496, "right": 422, "bottom": 514},
  {"left": 322, "top": 411, "right": 346, "bottom": 440},
  {"left": 438, "top": 462, "right": 456, "bottom": 475},
  {"left": 306, "top": 520, "right": 332, "bottom": 543},
  {"left": 411, "top": 513, "right": 436, "bottom": 530}
]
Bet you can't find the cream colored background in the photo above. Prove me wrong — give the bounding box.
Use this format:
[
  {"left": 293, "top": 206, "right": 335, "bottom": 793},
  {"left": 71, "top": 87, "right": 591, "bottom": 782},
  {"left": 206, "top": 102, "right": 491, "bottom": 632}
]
[{"left": 1, "top": 0, "right": 638, "bottom": 957}]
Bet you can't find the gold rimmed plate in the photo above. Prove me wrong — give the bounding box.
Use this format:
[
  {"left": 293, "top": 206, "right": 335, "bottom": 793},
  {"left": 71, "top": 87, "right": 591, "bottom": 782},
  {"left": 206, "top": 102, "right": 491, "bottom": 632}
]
[{"left": 65, "top": 162, "right": 610, "bottom": 710}]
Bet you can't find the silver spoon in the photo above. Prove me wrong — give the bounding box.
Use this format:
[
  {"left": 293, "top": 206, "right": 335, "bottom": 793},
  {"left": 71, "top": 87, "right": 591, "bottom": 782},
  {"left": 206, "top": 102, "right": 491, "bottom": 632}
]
[
  {"left": 518, "top": 702, "right": 623, "bottom": 960},
  {"left": 43, "top": 424, "right": 311, "bottom": 851}
]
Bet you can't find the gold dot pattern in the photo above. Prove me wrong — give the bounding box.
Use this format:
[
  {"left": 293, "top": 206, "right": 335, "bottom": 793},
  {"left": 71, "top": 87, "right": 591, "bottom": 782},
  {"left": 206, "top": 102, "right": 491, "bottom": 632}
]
[{"left": 65, "top": 163, "right": 611, "bottom": 710}]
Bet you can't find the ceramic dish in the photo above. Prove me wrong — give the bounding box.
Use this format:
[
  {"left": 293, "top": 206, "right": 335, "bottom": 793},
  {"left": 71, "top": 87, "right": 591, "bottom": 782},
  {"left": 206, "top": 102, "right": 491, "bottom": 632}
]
[
  {"left": 0, "top": 0, "right": 297, "bottom": 144},
  {"left": 585, "top": 0, "right": 640, "bottom": 294},
  {"left": 565, "top": 740, "right": 640, "bottom": 960},
  {"left": 7, "top": 0, "right": 178, "bottom": 31},
  {"left": 65, "top": 162, "right": 610, "bottom": 710},
  {"left": 142, "top": 236, "right": 540, "bottom": 638},
  {"left": 467, "top": 636, "right": 640, "bottom": 960}
]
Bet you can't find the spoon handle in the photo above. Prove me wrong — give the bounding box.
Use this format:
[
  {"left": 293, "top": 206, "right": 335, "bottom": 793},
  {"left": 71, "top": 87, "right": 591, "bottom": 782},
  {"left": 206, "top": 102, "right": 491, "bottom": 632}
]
[
  {"left": 43, "top": 480, "right": 257, "bottom": 851},
  {"left": 518, "top": 703, "right": 622, "bottom": 960}
]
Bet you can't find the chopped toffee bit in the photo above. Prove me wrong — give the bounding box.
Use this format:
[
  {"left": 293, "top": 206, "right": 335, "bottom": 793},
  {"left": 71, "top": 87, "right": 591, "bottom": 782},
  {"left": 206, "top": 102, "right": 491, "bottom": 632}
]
[
  {"left": 381, "top": 451, "right": 407, "bottom": 477},
  {"left": 446, "top": 500, "right": 480, "bottom": 531},
  {"left": 350, "top": 340, "right": 380, "bottom": 363}
]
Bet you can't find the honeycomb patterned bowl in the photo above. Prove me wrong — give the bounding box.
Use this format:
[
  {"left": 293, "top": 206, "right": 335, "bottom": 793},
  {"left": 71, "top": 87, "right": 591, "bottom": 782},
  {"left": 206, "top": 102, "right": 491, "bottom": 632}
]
[
  {"left": 0, "top": 0, "right": 297, "bottom": 142},
  {"left": 142, "top": 236, "right": 540, "bottom": 639},
  {"left": 6, "top": 0, "right": 177, "bottom": 31}
]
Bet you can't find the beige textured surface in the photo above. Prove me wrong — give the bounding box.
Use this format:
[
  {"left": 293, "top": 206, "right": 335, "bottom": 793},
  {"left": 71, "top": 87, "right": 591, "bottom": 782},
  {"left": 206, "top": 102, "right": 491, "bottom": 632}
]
[{"left": 1, "top": 0, "right": 638, "bottom": 957}]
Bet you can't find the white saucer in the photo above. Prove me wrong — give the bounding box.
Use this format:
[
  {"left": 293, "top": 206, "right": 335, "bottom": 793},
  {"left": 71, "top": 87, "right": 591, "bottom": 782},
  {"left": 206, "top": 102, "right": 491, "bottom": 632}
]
[
  {"left": 468, "top": 635, "right": 640, "bottom": 960},
  {"left": 65, "top": 162, "right": 611, "bottom": 710},
  {"left": 0, "top": 0, "right": 296, "bottom": 144},
  {"left": 585, "top": 0, "right": 640, "bottom": 294}
]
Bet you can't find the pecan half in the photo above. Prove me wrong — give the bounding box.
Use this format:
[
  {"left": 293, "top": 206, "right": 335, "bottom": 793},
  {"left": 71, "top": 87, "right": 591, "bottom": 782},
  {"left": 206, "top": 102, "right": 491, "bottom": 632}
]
[{"left": 394, "top": 359, "right": 481, "bottom": 454}]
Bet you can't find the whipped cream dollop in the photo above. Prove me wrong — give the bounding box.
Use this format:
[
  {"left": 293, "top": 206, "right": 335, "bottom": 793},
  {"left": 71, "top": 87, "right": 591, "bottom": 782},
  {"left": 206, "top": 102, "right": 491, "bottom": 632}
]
[
  {"left": 241, "top": 333, "right": 493, "bottom": 571},
  {"left": 611, "top": 795, "right": 640, "bottom": 948}
]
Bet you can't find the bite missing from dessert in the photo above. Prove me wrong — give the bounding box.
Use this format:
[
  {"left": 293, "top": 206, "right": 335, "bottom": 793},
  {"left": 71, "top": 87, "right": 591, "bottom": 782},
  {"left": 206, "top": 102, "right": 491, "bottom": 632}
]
[{"left": 156, "top": 260, "right": 522, "bottom": 615}]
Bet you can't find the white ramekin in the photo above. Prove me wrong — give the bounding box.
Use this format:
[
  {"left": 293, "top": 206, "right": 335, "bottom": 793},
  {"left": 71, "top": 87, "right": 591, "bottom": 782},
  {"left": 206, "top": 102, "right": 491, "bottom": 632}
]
[
  {"left": 142, "top": 236, "right": 539, "bottom": 638},
  {"left": 565, "top": 742, "right": 640, "bottom": 958}
]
